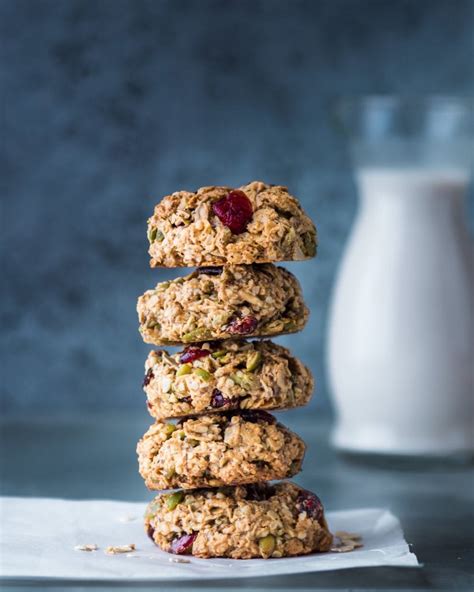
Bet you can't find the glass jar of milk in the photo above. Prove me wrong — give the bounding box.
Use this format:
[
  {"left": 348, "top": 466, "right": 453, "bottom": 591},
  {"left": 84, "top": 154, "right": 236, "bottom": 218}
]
[{"left": 328, "top": 97, "right": 473, "bottom": 456}]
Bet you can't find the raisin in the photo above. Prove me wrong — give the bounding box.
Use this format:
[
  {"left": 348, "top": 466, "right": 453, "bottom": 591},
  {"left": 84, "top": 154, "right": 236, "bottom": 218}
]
[
  {"left": 210, "top": 389, "right": 235, "bottom": 409},
  {"left": 239, "top": 410, "right": 276, "bottom": 424}
]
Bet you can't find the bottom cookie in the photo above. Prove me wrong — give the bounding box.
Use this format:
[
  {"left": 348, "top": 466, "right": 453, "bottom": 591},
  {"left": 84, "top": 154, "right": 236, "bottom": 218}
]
[{"left": 144, "top": 481, "right": 332, "bottom": 559}]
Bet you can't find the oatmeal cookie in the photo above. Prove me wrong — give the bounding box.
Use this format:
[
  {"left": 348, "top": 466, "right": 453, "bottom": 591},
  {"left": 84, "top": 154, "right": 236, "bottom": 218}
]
[
  {"left": 137, "top": 411, "right": 305, "bottom": 490},
  {"left": 143, "top": 340, "right": 314, "bottom": 420},
  {"left": 147, "top": 181, "right": 317, "bottom": 267},
  {"left": 137, "top": 264, "right": 308, "bottom": 346},
  {"left": 144, "top": 481, "right": 332, "bottom": 558}
]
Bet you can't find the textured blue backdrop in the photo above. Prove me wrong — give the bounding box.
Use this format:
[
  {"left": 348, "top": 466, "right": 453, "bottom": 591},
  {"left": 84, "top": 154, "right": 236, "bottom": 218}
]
[{"left": 1, "top": 0, "right": 473, "bottom": 414}]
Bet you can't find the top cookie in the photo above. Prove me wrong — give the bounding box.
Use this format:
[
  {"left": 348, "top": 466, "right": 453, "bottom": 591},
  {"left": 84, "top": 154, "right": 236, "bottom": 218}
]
[{"left": 147, "top": 181, "right": 317, "bottom": 268}]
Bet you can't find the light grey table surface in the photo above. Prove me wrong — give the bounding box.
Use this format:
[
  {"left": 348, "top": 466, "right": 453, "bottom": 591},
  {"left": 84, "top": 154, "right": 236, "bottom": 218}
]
[{"left": 1, "top": 411, "right": 473, "bottom": 591}]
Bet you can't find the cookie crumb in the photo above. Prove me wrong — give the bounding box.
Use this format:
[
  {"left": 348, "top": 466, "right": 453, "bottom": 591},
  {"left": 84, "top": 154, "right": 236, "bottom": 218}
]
[
  {"left": 74, "top": 544, "right": 98, "bottom": 552},
  {"left": 334, "top": 530, "right": 361, "bottom": 540},
  {"left": 118, "top": 515, "right": 137, "bottom": 522},
  {"left": 105, "top": 544, "right": 136, "bottom": 555},
  {"left": 331, "top": 531, "right": 363, "bottom": 553},
  {"left": 168, "top": 557, "right": 191, "bottom": 564}
]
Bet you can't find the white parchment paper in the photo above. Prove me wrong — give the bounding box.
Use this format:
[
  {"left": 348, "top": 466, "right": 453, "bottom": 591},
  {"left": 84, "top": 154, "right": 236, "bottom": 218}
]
[{"left": 0, "top": 497, "right": 419, "bottom": 581}]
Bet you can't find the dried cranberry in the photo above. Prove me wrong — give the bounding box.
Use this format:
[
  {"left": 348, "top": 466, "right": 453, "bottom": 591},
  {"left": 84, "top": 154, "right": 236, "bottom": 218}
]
[
  {"left": 227, "top": 315, "right": 258, "bottom": 335},
  {"left": 212, "top": 190, "right": 253, "bottom": 234},
  {"left": 210, "top": 389, "right": 234, "bottom": 408},
  {"left": 197, "top": 266, "right": 223, "bottom": 276},
  {"left": 296, "top": 490, "right": 324, "bottom": 522},
  {"left": 169, "top": 532, "right": 197, "bottom": 555},
  {"left": 179, "top": 347, "right": 211, "bottom": 364},
  {"left": 143, "top": 368, "right": 154, "bottom": 387},
  {"left": 239, "top": 410, "right": 276, "bottom": 424},
  {"left": 146, "top": 524, "right": 155, "bottom": 541}
]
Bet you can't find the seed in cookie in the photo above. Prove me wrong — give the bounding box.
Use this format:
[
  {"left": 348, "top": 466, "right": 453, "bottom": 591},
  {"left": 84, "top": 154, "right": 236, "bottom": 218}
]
[
  {"left": 144, "top": 482, "right": 332, "bottom": 559},
  {"left": 137, "top": 265, "right": 308, "bottom": 346},
  {"left": 147, "top": 181, "right": 317, "bottom": 267},
  {"left": 137, "top": 413, "right": 305, "bottom": 490},
  {"left": 142, "top": 339, "right": 313, "bottom": 421}
]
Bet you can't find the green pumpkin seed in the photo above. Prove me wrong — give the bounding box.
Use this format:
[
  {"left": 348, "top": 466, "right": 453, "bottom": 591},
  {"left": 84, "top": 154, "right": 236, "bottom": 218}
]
[
  {"left": 246, "top": 351, "right": 262, "bottom": 372},
  {"left": 176, "top": 363, "right": 192, "bottom": 377},
  {"left": 230, "top": 371, "right": 255, "bottom": 389},
  {"left": 182, "top": 328, "right": 212, "bottom": 343},
  {"left": 144, "top": 500, "right": 160, "bottom": 519},
  {"left": 303, "top": 233, "right": 316, "bottom": 257},
  {"left": 188, "top": 438, "right": 200, "bottom": 447},
  {"left": 194, "top": 368, "right": 211, "bottom": 380},
  {"left": 201, "top": 280, "right": 214, "bottom": 294},
  {"left": 164, "top": 467, "right": 176, "bottom": 480},
  {"left": 258, "top": 534, "right": 276, "bottom": 557},
  {"left": 283, "top": 320, "right": 297, "bottom": 332},
  {"left": 283, "top": 227, "right": 296, "bottom": 248},
  {"left": 289, "top": 459, "right": 301, "bottom": 473},
  {"left": 211, "top": 350, "right": 227, "bottom": 359},
  {"left": 263, "top": 319, "right": 285, "bottom": 332},
  {"left": 215, "top": 312, "right": 231, "bottom": 326},
  {"left": 147, "top": 226, "right": 157, "bottom": 243},
  {"left": 166, "top": 491, "right": 184, "bottom": 511},
  {"left": 155, "top": 281, "right": 170, "bottom": 293},
  {"left": 164, "top": 423, "right": 176, "bottom": 438}
]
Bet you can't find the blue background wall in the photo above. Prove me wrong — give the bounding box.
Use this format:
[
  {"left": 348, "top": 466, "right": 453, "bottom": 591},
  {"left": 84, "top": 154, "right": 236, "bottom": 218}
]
[{"left": 2, "top": 0, "right": 473, "bottom": 415}]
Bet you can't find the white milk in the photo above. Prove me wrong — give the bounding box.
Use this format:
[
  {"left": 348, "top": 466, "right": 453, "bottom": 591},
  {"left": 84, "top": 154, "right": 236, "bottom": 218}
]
[{"left": 328, "top": 167, "right": 473, "bottom": 455}]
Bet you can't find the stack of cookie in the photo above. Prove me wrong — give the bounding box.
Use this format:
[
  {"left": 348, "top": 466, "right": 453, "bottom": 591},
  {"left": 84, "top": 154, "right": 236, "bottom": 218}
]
[{"left": 136, "top": 182, "right": 332, "bottom": 559}]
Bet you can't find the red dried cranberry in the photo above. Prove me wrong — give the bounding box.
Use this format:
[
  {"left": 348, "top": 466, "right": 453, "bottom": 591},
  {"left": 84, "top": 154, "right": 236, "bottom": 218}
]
[
  {"left": 179, "top": 347, "right": 211, "bottom": 364},
  {"left": 210, "top": 389, "right": 233, "bottom": 408},
  {"left": 146, "top": 523, "right": 155, "bottom": 541},
  {"left": 239, "top": 410, "right": 276, "bottom": 424},
  {"left": 212, "top": 190, "right": 253, "bottom": 234},
  {"left": 227, "top": 315, "right": 258, "bottom": 335},
  {"left": 143, "top": 368, "right": 154, "bottom": 387},
  {"left": 197, "top": 266, "right": 223, "bottom": 275},
  {"left": 169, "top": 532, "right": 197, "bottom": 555},
  {"left": 296, "top": 490, "right": 324, "bottom": 522}
]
